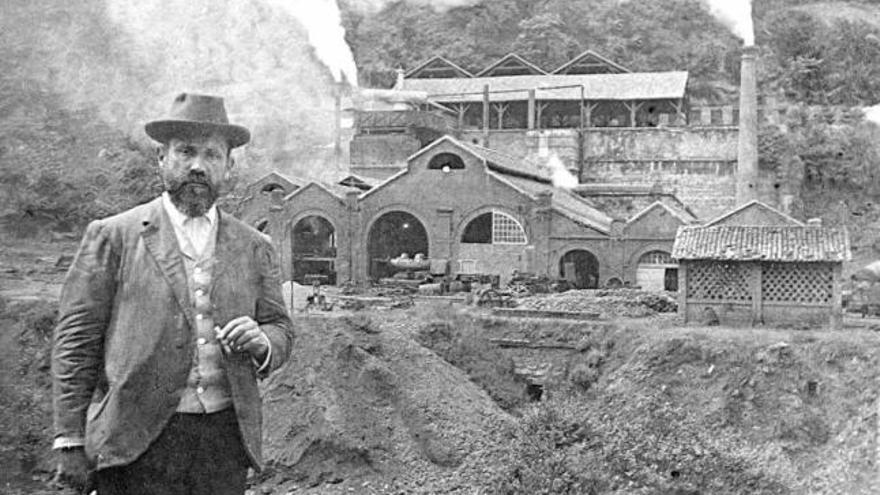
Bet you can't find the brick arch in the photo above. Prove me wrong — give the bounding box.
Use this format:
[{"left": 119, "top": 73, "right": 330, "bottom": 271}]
[
  {"left": 456, "top": 205, "right": 530, "bottom": 244},
  {"left": 364, "top": 206, "right": 433, "bottom": 281}
]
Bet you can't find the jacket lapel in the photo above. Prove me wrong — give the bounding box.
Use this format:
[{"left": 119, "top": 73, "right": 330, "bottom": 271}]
[
  {"left": 141, "top": 198, "right": 195, "bottom": 329},
  {"left": 211, "top": 209, "right": 240, "bottom": 296}
]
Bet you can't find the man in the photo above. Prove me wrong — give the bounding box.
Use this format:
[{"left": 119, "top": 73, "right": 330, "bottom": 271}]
[{"left": 52, "top": 93, "right": 294, "bottom": 494}]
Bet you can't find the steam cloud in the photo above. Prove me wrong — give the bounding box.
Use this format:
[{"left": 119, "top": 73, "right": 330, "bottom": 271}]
[
  {"left": 267, "top": 0, "right": 358, "bottom": 86},
  {"left": 5, "top": 1, "right": 348, "bottom": 179},
  {"left": 704, "top": 0, "right": 754, "bottom": 46},
  {"left": 345, "top": 0, "right": 481, "bottom": 13},
  {"left": 546, "top": 154, "right": 578, "bottom": 190},
  {"left": 864, "top": 104, "right": 880, "bottom": 125}
]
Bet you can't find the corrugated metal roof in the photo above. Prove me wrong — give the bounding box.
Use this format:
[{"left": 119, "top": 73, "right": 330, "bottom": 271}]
[
  {"left": 400, "top": 71, "right": 689, "bottom": 102},
  {"left": 672, "top": 226, "right": 851, "bottom": 262}
]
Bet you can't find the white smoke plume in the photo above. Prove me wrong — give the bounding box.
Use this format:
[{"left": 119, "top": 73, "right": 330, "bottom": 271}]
[
  {"left": 267, "top": 0, "right": 358, "bottom": 86},
  {"left": 704, "top": 0, "right": 754, "bottom": 46},
  {"left": 345, "top": 0, "right": 481, "bottom": 13},
  {"left": 864, "top": 104, "right": 880, "bottom": 125},
  {"left": 6, "top": 1, "right": 350, "bottom": 177},
  {"left": 546, "top": 154, "right": 578, "bottom": 190}
]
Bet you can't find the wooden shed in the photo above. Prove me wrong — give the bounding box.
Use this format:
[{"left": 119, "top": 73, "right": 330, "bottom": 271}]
[{"left": 672, "top": 225, "right": 850, "bottom": 328}]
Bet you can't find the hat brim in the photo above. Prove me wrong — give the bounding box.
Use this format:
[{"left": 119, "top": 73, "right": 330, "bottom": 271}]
[{"left": 145, "top": 120, "right": 251, "bottom": 148}]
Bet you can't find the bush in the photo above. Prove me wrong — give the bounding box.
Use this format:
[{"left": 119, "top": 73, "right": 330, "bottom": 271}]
[{"left": 415, "top": 315, "right": 527, "bottom": 412}]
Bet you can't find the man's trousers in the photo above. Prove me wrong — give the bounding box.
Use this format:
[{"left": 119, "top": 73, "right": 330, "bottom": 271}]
[{"left": 94, "top": 408, "right": 249, "bottom": 495}]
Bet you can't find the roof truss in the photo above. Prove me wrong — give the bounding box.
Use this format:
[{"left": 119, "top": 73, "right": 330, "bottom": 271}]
[
  {"left": 553, "top": 50, "right": 630, "bottom": 75},
  {"left": 405, "top": 55, "right": 474, "bottom": 79},
  {"left": 476, "top": 53, "right": 547, "bottom": 77}
]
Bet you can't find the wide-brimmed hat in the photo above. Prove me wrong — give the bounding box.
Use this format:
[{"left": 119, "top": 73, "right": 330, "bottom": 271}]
[{"left": 145, "top": 93, "right": 250, "bottom": 148}]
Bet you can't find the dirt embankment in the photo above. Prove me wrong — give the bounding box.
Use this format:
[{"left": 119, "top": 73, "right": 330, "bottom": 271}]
[{"left": 4, "top": 290, "right": 880, "bottom": 494}]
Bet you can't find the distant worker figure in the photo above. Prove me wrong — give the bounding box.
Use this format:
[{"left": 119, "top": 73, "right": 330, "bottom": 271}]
[{"left": 51, "top": 93, "right": 294, "bottom": 495}]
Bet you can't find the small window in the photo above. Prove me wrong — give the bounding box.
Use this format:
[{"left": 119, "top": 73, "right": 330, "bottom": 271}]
[
  {"left": 639, "top": 250, "right": 673, "bottom": 265},
  {"left": 428, "top": 152, "right": 465, "bottom": 170},
  {"left": 261, "top": 183, "right": 285, "bottom": 194},
  {"left": 491, "top": 211, "right": 527, "bottom": 244},
  {"left": 461, "top": 211, "right": 527, "bottom": 245}
]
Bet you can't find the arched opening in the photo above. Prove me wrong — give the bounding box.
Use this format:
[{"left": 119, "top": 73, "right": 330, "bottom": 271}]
[
  {"left": 261, "top": 182, "right": 286, "bottom": 194},
  {"left": 291, "top": 215, "right": 336, "bottom": 285},
  {"left": 367, "top": 211, "right": 429, "bottom": 281},
  {"left": 461, "top": 211, "right": 527, "bottom": 244},
  {"left": 428, "top": 152, "right": 465, "bottom": 170},
  {"left": 636, "top": 250, "right": 677, "bottom": 291},
  {"left": 559, "top": 250, "right": 599, "bottom": 289}
]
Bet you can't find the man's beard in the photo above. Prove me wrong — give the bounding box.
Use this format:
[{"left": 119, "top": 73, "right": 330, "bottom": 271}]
[{"left": 165, "top": 173, "right": 219, "bottom": 217}]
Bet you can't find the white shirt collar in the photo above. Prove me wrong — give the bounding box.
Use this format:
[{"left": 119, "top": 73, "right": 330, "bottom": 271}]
[{"left": 161, "top": 192, "right": 218, "bottom": 228}]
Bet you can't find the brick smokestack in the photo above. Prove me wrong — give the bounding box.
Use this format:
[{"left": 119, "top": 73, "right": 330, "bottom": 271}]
[{"left": 736, "top": 45, "right": 759, "bottom": 205}]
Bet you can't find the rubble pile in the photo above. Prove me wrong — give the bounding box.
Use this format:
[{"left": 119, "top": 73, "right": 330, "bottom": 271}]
[
  {"left": 515, "top": 289, "right": 678, "bottom": 318},
  {"left": 257, "top": 315, "right": 512, "bottom": 493}
]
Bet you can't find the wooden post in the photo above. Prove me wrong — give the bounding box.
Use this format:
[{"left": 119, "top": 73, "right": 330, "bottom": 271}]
[
  {"left": 752, "top": 262, "right": 763, "bottom": 326},
  {"left": 627, "top": 101, "right": 643, "bottom": 127},
  {"left": 455, "top": 103, "right": 466, "bottom": 130},
  {"left": 678, "top": 262, "right": 689, "bottom": 323},
  {"left": 493, "top": 103, "right": 509, "bottom": 130},
  {"left": 831, "top": 263, "right": 842, "bottom": 330},
  {"left": 527, "top": 89, "right": 536, "bottom": 130},
  {"left": 536, "top": 102, "right": 549, "bottom": 130},
  {"left": 584, "top": 102, "right": 596, "bottom": 128},
  {"left": 482, "top": 84, "right": 490, "bottom": 144}
]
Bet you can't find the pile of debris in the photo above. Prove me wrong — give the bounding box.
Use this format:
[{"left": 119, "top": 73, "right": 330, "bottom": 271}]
[
  {"left": 257, "top": 315, "right": 512, "bottom": 493},
  {"left": 515, "top": 289, "right": 677, "bottom": 318}
]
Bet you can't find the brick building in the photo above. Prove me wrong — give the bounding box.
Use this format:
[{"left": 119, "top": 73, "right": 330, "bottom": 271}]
[{"left": 246, "top": 136, "right": 697, "bottom": 288}]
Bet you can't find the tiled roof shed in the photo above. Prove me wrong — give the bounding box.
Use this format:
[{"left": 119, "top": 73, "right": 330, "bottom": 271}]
[
  {"left": 673, "top": 225, "right": 849, "bottom": 329},
  {"left": 672, "top": 226, "right": 851, "bottom": 263}
]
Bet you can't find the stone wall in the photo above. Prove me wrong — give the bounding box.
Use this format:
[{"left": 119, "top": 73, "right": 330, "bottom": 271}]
[{"left": 463, "top": 127, "right": 741, "bottom": 220}]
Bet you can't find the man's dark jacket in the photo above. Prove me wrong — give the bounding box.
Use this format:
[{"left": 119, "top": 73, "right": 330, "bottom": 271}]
[{"left": 52, "top": 197, "right": 294, "bottom": 470}]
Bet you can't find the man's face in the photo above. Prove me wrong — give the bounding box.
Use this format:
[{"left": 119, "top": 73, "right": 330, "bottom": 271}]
[{"left": 159, "top": 133, "right": 232, "bottom": 217}]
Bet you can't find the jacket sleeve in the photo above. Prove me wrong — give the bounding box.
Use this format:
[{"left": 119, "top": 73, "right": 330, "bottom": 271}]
[
  {"left": 253, "top": 237, "right": 293, "bottom": 377},
  {"left": 52, "top": 220, "right": 118, "bottom": 442}
]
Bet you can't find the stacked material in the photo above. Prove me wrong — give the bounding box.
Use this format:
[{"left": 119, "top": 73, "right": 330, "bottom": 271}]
[{"left": 515, "top": 289, "right": 677, "bottom": 318}]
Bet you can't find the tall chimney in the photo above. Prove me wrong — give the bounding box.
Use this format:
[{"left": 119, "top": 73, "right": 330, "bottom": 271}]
[{"left": 736, "top": 46, "right": 759, "bottom": 205}]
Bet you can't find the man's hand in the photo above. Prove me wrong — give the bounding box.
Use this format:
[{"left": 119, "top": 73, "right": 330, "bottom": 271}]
[
  {"left": 216, "top": 316, "right": 268, "bottom": 362},
  {"left": 53, "top": 447, "right": 91, "bottom": 492}
]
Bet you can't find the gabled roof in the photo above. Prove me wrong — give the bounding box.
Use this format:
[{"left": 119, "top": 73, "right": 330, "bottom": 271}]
[
  {"left": 406, "top": 135, "right": 550, "bottom": 183},
  {"left": 672, "top": 226, "right": 851, "bottom": 262},
  {"left": 405, "top": 55, "right": 474, "bottom": 79},
  {"left": 283, "top": 181, "right": 348, "bottom": 204},
  {"left": 704, "top": 200, "right": 804, "bottom": 227},
  {"left": 401, "top": 71, "right": 689, "bottom": 102},
  {"left": 502, "top": 175, "right": 613, "bottom": 234},
  {"left": 476, "top": 53, "right": 547, "bottom": 77},
  {"left": 333, "top": 172, "right": 380, "bottom": 191},
  {"left": 249, "top": 171, "right": 303, "bottom": 192},
  {"left": 627, "top": 201, "right": 697, "bottom": 226},
  {"left": 552, "top": 49, "right": 631, "bottom": 75},
  {"left": 456, "top": 139, "right": 550, "bottom": 183}
]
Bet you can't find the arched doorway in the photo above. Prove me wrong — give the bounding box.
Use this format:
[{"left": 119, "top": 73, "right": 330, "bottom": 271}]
[
  {"left": 367, "top": 211, "right": 428, "bottom": 281},
  {"left": 559, "top": 250, "right": 599, "bottom": 289},
  {"left": 636, "top": 250, "right": 677, "bottom": 291},
  {"left": 291, "top": 215, "right": 336, "bottom": 285}
]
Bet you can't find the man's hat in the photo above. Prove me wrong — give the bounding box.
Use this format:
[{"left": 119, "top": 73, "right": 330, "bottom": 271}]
[{"left": 145, "top": 93, "right": 250, "bottom": 148}]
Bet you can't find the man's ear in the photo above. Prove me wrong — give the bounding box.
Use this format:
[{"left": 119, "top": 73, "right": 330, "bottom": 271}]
[{"left": 156, "top": 145, "right": 166, "bottom": 166}]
